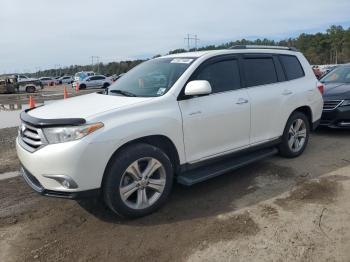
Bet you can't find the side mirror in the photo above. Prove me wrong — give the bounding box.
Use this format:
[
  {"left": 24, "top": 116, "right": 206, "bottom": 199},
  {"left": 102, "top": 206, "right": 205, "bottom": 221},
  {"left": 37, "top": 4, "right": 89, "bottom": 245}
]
[{"left": 184, "top": 80, "right": 212, "bottom": 96}]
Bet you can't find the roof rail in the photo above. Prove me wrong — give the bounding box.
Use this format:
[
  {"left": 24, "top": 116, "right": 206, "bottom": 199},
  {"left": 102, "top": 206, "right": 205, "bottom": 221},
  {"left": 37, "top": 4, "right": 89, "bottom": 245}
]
[{"left": 229, "top": 45, "right": 299, "bottom": 52}]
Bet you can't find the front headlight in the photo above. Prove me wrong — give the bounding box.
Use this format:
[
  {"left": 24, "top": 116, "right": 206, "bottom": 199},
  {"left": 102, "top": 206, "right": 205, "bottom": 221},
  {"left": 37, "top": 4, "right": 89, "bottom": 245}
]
[
  {"left": 341, "top": 100, "right": 350, "bottom": 107},
  {"left": 42, "top": 122, "right": 104, "bottom": 144}
]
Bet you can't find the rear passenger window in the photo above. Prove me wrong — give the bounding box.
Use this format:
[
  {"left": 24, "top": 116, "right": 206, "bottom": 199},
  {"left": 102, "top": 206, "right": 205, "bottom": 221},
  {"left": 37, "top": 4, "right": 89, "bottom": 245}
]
[
  {"left": 195, "top": 60, "right": 241, "bottom": 93},
  {"left": 243, "top": 58, "right": 278, "bottom": 87},
  {"left": 279, "top": 55, "right": 304, "bottom": 80}
]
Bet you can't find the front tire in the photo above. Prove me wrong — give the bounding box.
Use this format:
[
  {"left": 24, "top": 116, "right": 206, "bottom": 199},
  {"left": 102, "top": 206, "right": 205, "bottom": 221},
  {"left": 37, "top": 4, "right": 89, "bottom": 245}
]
[
  {"left": 103, "top": 143, "right": 174, "bottom": 218},
  {"left": 279, "top": 112, "right": 310, "bottom": 158}
]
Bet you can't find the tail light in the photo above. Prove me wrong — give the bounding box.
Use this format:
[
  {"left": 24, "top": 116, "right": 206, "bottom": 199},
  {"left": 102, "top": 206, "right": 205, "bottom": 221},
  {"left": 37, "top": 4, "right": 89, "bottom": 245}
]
[{"left": 317, "top": 83, "right": 324, "bottom": 95}]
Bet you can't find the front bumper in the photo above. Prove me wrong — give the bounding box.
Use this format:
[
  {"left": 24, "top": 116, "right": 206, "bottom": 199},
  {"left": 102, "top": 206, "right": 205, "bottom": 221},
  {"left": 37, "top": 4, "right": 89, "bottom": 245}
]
[
  {"left": 20, "top": 166, "right": 100, "bottom": 199},
  {"left": 320, "top": 106, "right": 350, "bottom": 128},
  {"left": 16, "top": 135, "right": 112, "bottom": 195}
]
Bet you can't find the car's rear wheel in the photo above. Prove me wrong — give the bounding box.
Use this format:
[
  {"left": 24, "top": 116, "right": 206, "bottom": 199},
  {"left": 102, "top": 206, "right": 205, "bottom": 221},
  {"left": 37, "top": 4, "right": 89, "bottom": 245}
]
[
  {"left": 279, "top": 111, "right": 310, "bottom": 158},
  {"left": 79, "top": 84, "right": 86, "bottom": 89},
  {"left": 25, "top": 86, "right": 35, "bottom": 93},
  {"left": 103, "top": 143, "right": 174, "bottom": 218}
]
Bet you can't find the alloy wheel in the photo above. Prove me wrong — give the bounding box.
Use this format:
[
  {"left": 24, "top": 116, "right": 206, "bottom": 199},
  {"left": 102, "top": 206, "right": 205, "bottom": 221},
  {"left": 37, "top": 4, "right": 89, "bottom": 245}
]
[
  {"left": 119, "top": 157, "right": 166, "bottom": 209},
  {"left": 288, "top": 118, "right": 307, "bottom": 153}
]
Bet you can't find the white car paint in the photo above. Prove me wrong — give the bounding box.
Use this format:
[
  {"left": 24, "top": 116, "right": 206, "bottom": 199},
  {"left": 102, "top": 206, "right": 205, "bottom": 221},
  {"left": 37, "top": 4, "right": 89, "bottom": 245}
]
[{"left": 16, "top": 48, "right": 323, "bottom": 194}]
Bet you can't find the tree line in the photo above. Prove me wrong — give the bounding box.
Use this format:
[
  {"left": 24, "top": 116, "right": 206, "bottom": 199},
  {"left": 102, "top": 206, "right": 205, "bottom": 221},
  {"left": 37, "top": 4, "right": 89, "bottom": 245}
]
[{"left": 32, "top": 25, "right": 350, "bottom": 77}]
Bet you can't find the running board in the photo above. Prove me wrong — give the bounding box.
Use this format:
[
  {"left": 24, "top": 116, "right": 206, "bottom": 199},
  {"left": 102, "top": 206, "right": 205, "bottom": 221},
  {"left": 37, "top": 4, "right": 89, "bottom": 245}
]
[{"left": 177, "top": 147, "right": 278, "bottom": 186}]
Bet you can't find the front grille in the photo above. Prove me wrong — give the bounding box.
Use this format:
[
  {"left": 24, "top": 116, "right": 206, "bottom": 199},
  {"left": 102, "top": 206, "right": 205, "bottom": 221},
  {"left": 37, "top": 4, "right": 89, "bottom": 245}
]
[
  {"left": 323, "top": 100, "right": 343, "bottom": 111},
  {"left": 19, "top": 123, "right": 47, "bottom": 152}
]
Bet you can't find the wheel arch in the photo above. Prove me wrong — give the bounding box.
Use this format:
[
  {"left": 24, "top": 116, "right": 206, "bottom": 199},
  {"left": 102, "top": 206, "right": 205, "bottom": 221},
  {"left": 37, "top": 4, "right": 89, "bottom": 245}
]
[
  {"left": 101, "top": 135, "right": 181, "bottom": 187},
  {"left": 292, "top": 106, "right": 313, "bottom": 127}
]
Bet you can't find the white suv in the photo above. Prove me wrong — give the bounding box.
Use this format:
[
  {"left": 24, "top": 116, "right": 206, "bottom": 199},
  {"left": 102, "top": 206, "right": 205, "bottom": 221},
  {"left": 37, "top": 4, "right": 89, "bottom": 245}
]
[{"left": 16, "top": 46, "right": 323, "bottom": 217}]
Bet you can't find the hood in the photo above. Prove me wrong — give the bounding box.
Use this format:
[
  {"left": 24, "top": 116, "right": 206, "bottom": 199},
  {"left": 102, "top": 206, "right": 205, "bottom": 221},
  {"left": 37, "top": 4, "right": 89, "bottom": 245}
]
[
  {"left": 28, "top": 93, "right": 153, "bottom": 120},
  {"left": 323, "top": 83, "right": 350, "bottom": 99}
]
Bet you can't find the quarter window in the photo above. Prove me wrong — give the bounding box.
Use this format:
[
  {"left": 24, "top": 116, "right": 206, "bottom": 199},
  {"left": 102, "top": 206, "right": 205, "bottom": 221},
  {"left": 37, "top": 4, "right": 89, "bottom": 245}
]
[
  {"left": 243, "top": 58, "right": 278, "bottom": 87},
  {"left": 194, "top": 59, "right": 241, "bottom": 93},
  {"left": 279, "top": 55, "right": 304, "bottom": 80}
]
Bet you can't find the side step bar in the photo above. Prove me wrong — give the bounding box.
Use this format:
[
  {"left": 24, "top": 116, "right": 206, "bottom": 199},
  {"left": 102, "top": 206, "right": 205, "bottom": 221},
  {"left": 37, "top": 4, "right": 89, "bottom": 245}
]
[{"left": 177, "top": 147, "right": 278, "bottom": 186}]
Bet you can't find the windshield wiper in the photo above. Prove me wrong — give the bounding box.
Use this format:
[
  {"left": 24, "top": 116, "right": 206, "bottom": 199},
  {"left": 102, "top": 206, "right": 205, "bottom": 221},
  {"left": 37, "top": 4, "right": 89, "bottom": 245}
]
[{"left": 109, "top": 89, "right": 137, "bottom": 97}]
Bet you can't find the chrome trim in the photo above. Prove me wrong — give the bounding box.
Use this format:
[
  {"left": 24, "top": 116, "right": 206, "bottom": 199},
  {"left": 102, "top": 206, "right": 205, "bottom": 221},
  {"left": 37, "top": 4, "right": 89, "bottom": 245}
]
[
  {"left": 323, "top": 100, "right": 344, "bottom": 111},
  {"left": 18, "top": 122, "right": 48, "bottom": 152},
  {"left": 43, "top": 175, "right": 78, "bottom": 189}
]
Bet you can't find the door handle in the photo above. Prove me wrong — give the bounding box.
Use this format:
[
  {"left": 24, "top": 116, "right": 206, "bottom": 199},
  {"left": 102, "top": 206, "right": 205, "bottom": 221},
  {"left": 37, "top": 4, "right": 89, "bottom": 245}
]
[
  {"left": 236, "top": 98, "right": 249, "bottom": 105},
  {"left": 282, "top": 90, "right": 293, "bottom": 96}
]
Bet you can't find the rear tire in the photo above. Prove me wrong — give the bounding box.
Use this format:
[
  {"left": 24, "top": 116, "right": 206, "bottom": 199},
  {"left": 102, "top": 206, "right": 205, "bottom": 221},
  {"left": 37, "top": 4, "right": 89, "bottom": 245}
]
[
  {"left": 79, "top": 84, "right": 86, "bottom": 89},
  {"left": 103, "top": 143, "right": 174, "bottom": 218},
  {"left": 279, "top": 111, "right": 310, "bottom": 158}
]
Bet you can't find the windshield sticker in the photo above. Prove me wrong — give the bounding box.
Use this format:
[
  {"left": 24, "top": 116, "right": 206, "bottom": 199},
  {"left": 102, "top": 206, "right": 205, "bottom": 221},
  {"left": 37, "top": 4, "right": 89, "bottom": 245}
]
[
  {"left": 157, "top": 88, "right": 166, "bottom": 95},
  {"left": 170, "top": 58, "right": 193, "bottom": 64}
]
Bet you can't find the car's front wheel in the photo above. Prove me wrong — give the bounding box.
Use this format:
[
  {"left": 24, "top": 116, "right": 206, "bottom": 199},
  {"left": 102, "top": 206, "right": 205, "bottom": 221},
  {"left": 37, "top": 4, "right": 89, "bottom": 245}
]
[
  {"left": 279, "top": 111, "right": 310, "bottom": 158},
  {"left": 103, "top": 143, "right": 174, "bottom": 218}
]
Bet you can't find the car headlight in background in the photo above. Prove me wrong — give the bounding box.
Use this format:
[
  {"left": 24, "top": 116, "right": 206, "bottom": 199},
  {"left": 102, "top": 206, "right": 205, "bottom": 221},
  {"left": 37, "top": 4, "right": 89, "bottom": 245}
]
[
  {"left": 42, "top": 122, "right": 104, "bottom": 144},
  {"left": 340, "top": 100, "right": 350, "bottom": 107}
]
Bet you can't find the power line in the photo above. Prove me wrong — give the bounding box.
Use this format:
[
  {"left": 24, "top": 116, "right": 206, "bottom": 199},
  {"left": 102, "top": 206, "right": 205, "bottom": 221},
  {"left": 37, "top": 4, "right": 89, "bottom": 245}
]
[{"left": 184, "top": 34, "right": 200, "bottom": 50}]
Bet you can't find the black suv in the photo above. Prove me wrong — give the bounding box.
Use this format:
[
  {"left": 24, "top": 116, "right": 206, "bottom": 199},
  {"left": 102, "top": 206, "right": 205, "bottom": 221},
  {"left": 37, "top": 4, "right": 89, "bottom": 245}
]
[{"left": 320, "top": 64, "right": 350, "bottom": 128}]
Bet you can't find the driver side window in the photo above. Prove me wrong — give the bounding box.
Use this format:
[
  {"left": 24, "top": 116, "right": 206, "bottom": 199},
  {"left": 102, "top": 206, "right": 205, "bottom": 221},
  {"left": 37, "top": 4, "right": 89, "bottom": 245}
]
[{"left": 194, "top": 59, "right": 241, "bottom": 94}]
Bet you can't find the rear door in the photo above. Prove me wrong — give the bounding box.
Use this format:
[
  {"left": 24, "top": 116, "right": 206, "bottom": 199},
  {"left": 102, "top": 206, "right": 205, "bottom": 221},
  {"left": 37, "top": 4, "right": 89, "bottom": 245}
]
[
  {"left": 242, "top": 54, "right": 286, "bottom": 144},
  {"left": 178, "top": 56, "right": 251, "bottom": 163}
]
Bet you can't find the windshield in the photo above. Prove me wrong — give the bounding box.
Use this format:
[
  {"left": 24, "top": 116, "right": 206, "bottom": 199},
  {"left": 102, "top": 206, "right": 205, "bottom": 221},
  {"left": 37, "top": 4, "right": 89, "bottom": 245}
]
[
  {"left": 321, "top": 66, "right": 350, "bottom": 83},
  {"left": 108, "top": 58, "right": 194, "bottom": 97}
]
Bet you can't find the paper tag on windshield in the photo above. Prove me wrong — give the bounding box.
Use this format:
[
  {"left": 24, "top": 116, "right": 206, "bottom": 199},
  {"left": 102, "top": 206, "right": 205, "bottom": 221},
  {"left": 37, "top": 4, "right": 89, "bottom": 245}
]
[
  {"left": 157, "top": 88, "right": 166, "bottom": 95},
  {"left": 170, "top": 58, "right": 193, "bottom": 64}
]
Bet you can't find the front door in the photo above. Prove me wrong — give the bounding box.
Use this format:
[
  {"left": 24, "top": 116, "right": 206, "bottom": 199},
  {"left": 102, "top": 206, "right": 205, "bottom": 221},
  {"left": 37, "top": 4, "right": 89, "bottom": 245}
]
[{"left": 178, "top": 57, "right": 251, "bottom": 163}]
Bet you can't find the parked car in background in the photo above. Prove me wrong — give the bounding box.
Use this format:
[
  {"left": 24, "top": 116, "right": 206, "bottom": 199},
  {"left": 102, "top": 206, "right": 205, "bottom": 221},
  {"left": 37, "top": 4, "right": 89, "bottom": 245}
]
[
  {"left": 320, "top": 64, "right": 350, "bottom": 128},
  {"left": 17, "top": 46, "right": 323, "bottom": 218},
  {"left": 74, "top": 71, "right": 95, "bottom": 82},
  {"left": 58, "top": 76, "right": 73, "bottom": 84},
  {"left": 312, "top": 66, "right": 323, "bottom": 79},
  {"left": 76, "top": 75, "right": 112, "bottom": 89},
  {"left": 39, "top": 77, "right": 55, "bottom": 86},
  {"left": 15, "top": 74, "right": 39, "bottom": 83},
  {"left": 73, "top": 71, "right": 96, "bottom": 88},
  {"left": 0, "top": 76, "right": 17, "bottom": 94},
  {"left": 12, "top": 75, "right": 42, "bottom": 93}
]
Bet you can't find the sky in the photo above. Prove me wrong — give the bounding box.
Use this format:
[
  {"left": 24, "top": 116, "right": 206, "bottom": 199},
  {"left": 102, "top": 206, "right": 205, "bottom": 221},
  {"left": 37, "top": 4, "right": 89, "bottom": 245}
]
[{"left": 0, "top": 0, "right": 350, "bottom": 74}]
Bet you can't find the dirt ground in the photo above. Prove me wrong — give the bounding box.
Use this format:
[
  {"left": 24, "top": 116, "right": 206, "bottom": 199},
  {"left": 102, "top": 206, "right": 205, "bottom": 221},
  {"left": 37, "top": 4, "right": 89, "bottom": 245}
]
[{"left": 0, "top": 126, "right": 350, "bottom": 261}]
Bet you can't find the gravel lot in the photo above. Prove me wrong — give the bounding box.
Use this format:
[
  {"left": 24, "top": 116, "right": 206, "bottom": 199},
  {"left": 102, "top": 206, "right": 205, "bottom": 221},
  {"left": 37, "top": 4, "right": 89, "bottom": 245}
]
[{"left": 1, "top": 90, "right": 350, "bottom": 261}]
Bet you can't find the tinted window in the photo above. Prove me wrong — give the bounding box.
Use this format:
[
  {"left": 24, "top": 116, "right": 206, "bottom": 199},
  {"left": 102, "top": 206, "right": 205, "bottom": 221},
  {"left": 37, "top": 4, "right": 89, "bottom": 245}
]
[
  {"left": 243, "top": 58, "right": 278, "bottom": 87},
  {"left": 89, "top": 76, "right": 98, "bottom": 80},
  {"left": 96, "top": 76, "right": 105, "bottom": 80},
  {"left": 279, "top": 55, "right": 304, "bottom": 80},
  {"left": 195, "top": 59, "right": 241, "bottom": 93}
]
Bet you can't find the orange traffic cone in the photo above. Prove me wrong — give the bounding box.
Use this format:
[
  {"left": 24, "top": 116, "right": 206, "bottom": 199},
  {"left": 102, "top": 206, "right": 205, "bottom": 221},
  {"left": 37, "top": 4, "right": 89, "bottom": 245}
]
[
  {"left": 75, "top": 83, "right": 79, "bottom": 93},
  {"left": 29, "top": 96, "right": 36, "bottom": 109},
  {"left": 63, "top": 86, "right": 68, "bottom": 99}
]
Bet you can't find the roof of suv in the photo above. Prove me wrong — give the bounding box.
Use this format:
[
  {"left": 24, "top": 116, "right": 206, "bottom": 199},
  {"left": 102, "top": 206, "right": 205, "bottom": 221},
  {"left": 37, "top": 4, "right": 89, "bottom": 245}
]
[{"left": 163, "top": 46, "right": 300, "bottom": 59}]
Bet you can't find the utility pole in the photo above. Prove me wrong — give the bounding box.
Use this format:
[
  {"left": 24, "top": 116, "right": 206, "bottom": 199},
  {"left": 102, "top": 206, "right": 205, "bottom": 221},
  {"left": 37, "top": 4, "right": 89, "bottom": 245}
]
[
  {"left": 184, "top": 34, "right": 191, "bottom": 50},
  {"left": 90, "top": 56, "right": 99, "bottom": 72},
  {"left": 184, "top": 34, "right": 200, "bottom": 50}
]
